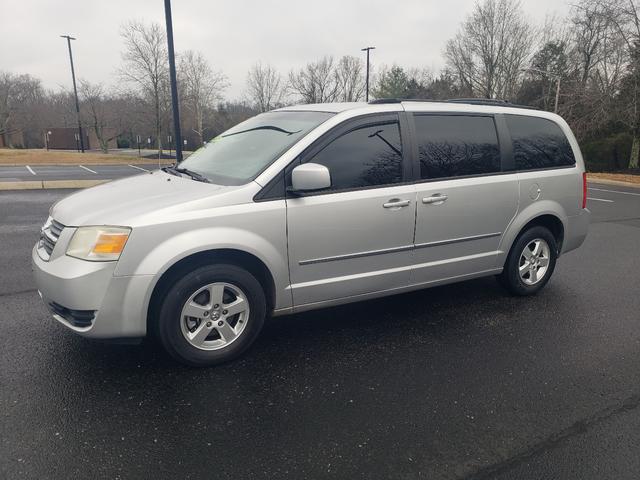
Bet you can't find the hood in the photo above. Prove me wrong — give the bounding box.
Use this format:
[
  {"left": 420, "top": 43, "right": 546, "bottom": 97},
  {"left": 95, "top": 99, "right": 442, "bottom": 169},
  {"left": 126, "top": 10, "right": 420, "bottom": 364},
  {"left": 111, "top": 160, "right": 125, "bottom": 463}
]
[{"left": 51, "top": 170, "right": 252, "bottom": 227}]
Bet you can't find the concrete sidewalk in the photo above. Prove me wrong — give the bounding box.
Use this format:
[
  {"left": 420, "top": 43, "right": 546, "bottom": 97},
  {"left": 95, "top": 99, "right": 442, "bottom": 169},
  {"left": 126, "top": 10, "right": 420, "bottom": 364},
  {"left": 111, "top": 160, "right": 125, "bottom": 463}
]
[{"left": 0, "top": 179, "right": 109, "bottom": 190}]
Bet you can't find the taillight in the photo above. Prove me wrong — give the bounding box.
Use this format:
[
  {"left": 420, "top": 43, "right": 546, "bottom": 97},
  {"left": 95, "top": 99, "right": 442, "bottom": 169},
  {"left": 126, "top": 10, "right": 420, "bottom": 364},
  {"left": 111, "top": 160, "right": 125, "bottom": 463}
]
[{"left": 582, "top": 172, "right": 587, "bottom": 209}]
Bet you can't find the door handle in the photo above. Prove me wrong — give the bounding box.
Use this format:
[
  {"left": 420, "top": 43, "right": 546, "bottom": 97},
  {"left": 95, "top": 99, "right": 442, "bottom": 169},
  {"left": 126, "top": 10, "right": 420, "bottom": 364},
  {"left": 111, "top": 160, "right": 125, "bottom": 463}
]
[
  {"left": 383, "top": 199, "right": 411, "bottom": 209},
  {"left": 423, "top": 194, "right": 448, "bottom": 205}
]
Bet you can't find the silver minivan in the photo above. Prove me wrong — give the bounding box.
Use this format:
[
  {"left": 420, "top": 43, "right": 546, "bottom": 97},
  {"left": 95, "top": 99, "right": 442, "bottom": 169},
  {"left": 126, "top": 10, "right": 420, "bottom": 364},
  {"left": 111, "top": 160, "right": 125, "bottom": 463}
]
[{"left": 32, "top": 100, "right": 590, "bottom": 366}]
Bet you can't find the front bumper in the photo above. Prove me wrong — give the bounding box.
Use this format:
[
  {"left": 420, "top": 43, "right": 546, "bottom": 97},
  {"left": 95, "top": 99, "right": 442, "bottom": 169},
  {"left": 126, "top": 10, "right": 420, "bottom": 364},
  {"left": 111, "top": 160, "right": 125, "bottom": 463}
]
[{"left": 32, "top": 244, "right": 154, "bottom": 339}]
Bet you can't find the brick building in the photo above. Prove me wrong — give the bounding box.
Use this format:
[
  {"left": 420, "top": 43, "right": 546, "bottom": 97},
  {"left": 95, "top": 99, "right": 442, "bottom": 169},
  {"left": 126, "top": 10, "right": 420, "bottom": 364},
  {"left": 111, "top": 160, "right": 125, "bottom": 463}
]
[{"left": 45, "top": 127, "right": 117, "bottom": 150}]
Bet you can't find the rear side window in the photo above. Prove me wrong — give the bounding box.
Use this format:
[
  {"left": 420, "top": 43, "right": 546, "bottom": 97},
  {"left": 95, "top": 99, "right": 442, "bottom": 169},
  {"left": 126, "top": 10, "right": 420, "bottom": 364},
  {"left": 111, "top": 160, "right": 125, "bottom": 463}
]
[
  {"left": 414, "top": 115, "right": 501, "bottom": 180},
  {"left": 505, "top": 115, "right": 576, "bottom": 170},
  {"left": 307, "top": 121, "right": 403, "bottom": 191}
]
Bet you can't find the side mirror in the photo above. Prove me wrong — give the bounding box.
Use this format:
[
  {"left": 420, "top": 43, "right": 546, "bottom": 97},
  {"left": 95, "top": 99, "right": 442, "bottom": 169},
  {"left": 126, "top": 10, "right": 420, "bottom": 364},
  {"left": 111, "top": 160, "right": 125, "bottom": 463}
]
[{"left": 290, "top": 163, "right": 331, "bottom": 194}]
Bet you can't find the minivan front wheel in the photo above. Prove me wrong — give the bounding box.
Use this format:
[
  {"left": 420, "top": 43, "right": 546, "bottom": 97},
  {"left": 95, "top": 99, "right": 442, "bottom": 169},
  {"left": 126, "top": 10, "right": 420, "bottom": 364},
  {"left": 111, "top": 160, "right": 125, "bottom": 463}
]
[
  {"left": 498, "top": 226, "right": 558, "bottom": 296},
  {"left": 156, "top": 264, "right": 266, "bottom": 367}
]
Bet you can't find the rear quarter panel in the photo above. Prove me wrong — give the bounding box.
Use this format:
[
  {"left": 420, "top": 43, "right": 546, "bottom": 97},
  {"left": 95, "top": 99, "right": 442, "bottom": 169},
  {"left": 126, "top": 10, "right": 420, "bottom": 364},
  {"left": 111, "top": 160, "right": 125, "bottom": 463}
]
[{"left": 496, "top": 168, "right": 582, "bottom": 268}]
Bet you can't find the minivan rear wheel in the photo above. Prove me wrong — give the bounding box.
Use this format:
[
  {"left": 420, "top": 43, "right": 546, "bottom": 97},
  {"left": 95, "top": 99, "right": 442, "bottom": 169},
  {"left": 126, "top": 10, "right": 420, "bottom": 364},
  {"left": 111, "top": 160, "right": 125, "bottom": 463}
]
[
  {"left": 156, "top": 264, "right": 266, "bottom": 367},
  {"left": 498, "top": 226, "right": 558, "bottom": 296}
]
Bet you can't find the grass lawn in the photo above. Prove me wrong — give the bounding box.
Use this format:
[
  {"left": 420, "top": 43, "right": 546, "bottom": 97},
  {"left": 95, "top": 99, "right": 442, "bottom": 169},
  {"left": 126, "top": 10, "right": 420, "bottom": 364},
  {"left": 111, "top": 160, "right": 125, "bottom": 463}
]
[
  {"left": 588, "top": 172, "right": 640, "bottom": 185},
  {"left": 0, "top": 149, "right": 172, "bottom": 165}
]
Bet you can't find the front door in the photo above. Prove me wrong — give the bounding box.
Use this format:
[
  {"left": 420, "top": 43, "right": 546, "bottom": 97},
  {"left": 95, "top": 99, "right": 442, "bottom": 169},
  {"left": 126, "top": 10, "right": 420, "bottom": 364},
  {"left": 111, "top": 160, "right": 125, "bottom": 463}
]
[{"left": 286, "top": 114, "right": 416, "bottom": 307}]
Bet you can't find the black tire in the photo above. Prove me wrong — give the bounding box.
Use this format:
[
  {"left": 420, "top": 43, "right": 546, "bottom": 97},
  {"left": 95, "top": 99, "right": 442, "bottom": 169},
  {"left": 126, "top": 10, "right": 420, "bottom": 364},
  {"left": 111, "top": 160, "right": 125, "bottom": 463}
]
[
  {"left": 156, "top": 264, "right": 266, "bottom": 367},
  {"left": 498, "top": 226, "right": 558, "bottom": 296}
]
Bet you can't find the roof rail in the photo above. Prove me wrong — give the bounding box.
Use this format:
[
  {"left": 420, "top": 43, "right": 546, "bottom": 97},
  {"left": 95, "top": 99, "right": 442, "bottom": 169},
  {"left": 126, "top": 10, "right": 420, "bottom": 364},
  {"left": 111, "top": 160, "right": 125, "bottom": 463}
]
[
  {"left": 368, "top": 98, "right": 403, "bottom": 104},
  {"left": 369, "top": 98, "right": 440, "bottom": 104},
  {"left": 447, "top": 98, "right": 510, "bottom": 106},
  {"left": 446, "top": 98, "right": 538, "bottom": 110},
  {"left": 368, "top": 98, "right": 538, "bottom": 110}
]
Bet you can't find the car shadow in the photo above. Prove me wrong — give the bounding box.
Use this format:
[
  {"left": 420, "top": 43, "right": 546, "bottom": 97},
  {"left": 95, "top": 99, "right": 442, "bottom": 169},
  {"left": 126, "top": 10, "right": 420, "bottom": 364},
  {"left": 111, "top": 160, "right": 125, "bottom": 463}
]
[{"left": 54, "top": 275, "right": 517, "bottom": 375}]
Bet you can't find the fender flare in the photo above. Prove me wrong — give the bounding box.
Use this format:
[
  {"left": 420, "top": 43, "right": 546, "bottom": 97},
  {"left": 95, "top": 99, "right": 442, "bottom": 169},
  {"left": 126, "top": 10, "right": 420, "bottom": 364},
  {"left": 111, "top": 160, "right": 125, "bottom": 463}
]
[{"left": 497, "top": 200, "right": 567, "bottom": 267}]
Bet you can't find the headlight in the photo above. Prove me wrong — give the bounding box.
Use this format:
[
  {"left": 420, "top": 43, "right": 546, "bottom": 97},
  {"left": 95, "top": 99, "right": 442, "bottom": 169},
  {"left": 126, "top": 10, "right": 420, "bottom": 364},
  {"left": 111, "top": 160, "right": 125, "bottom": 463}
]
[{"left": 66, "top": 226, "right": 131, "bottom": 262}]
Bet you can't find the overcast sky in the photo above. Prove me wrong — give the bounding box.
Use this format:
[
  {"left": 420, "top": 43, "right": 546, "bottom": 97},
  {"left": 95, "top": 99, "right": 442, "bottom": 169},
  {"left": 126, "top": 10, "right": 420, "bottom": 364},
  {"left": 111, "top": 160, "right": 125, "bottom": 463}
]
[{"left": 1, "top": 0, "right": 571, "bottom": 99}]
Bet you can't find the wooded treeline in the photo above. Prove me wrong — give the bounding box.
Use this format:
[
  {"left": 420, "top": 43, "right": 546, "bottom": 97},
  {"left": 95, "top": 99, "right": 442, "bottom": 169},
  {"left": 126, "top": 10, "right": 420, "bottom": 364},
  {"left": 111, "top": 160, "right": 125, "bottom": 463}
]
[{"left": 1, "top": 0, "right": 638, "bottom": 171}]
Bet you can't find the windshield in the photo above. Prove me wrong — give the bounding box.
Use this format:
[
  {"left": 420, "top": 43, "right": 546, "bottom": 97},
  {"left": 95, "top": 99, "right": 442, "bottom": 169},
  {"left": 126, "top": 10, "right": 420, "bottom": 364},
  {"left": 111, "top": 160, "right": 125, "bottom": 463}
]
[{"left": 178, "top": 111, "right": 334, "bottom": 185}]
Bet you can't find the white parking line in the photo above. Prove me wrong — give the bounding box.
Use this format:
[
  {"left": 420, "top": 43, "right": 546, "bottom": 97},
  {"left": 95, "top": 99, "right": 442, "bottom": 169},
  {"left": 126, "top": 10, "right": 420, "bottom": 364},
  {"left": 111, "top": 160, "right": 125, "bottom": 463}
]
[
  {"left": 589, "top": 187, "right": 640, "bottom": 197},
  {"left": 79, "top": 165, "right": 97, "bottom": 174},
  {"left": 25, "top": 165, "right": 36, "bottom": 176},
  {"left": 587, "top": 197, "right": 614, "bottom": 203},
  {"left": 128, "top": 164, "right": 150, "bottom": 172}
]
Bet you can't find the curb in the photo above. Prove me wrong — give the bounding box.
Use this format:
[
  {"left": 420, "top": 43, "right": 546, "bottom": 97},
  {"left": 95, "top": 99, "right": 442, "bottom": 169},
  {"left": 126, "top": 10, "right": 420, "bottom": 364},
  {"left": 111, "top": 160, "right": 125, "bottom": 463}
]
[
  {"left": 587, "top": 178, "right": 640, "bottom": 189},
  {"left": 0, "top": 179, "right": 110, "bottom": 191}
]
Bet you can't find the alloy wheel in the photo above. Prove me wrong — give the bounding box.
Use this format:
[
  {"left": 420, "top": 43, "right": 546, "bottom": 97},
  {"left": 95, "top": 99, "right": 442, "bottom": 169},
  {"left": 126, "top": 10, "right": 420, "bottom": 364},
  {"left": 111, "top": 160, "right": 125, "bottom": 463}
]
[
  {"left": 518, "top": 238, "right": 551, "bottom": 286},
  {"left": 179, "top": 282, "right": 250, "bottom": 351}
]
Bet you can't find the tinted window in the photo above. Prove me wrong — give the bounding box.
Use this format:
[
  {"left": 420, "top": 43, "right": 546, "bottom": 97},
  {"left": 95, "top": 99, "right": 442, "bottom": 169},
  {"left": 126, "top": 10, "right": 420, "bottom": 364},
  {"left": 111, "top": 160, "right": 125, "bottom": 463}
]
[
  {"left": 506, "top": 115, "right": 576, "bottom": 170},
  {"left": 415, "top": 115, "right": 501, "bottom": 180},
  {"left": 179, "top": 111, "right": 333, "bottom": 185},
  {"left": 307, "top": 121, "right": 403, "bottom": 191}
]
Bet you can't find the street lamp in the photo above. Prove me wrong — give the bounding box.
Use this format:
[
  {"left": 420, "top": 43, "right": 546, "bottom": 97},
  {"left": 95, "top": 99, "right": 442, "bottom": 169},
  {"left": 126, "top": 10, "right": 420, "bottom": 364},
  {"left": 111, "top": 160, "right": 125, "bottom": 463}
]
[
  {"left": 164, "top": 0, "right": 184, "bottom": 162},
  {"left": 60, "top": 35, "right": 85, "bottom": 153},
  {"left": 361, "top": 46, "right": 376, "bottom": 102},
  {"left": 522, "top": 67, "right": 562, "bottom": 114}
]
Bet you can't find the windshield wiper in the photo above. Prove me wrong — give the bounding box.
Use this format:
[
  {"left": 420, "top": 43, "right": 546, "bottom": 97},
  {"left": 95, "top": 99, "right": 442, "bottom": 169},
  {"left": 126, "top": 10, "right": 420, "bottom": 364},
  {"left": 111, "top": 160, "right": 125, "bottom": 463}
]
[
  {"left": 162, "top": 165, "right": 211, "bottom": 183},
  {"left": 222, "top": 125, "right": 302, "bottom": 138},
  {"left": 176, "top": 166, "right": 211, "bottom": 183}
]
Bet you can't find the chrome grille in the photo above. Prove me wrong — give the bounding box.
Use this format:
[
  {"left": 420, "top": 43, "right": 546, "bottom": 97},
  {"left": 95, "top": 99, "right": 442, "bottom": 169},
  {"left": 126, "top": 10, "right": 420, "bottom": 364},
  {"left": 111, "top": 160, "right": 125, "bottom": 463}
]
[
  {"left": 39, "top": 218, "right": 65, "bottom": 260},
  {"left": 50, "top": 219, "right": 64, "bottom": 238}
]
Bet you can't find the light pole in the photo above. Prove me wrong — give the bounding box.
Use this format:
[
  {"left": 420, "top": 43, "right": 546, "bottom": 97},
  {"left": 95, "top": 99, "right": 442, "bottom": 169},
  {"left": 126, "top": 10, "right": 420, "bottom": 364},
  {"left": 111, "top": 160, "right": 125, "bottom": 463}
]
[
  {"left": 522, "top": 67, "right": 561, "bottom": 113},
  {"left": 60, "top": 35, "right": 85, "bottom": 152},
  {"left": 164, "top": 0, "right": 184, "bottom": 162},
  {"left": 361, "top": 46, "right": 376, "bottom": 102}
]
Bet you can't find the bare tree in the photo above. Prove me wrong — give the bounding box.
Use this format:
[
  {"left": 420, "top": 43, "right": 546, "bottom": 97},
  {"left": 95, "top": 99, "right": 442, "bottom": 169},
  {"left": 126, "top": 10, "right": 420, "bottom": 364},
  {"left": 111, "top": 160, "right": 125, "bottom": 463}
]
[
  {"left": 605, "top": 0, "right": 640, "bottom": 168},
  {"left": 519, "top": 3, "right": 611, "bottom": 136},
  {"left": 335, "top": 55, "right": 365, "bottom": 102},
  {"left": 289, "top": 56, "right": 340, "bottom": 103},
  {"left": 0, "top": 72, "right": 43, "bottom": 147},
  {"left": 118, "top": 20, "right": 168, "bottom": 154},
  {"left": 0, "top": 72, "right": 22, "bottom": 146},
  {"left": 105, "top": 88, "right": 157, "bottom": 149},
  {"left": 563, "top": 0, "right": 639, "bottom": 168},
  {"left": 41, "top": 90, "right": 76, "bottom": 130},
  {"left": 245, "top": 63, "right": 285, "bottom": 112},
  {"left": 571, "top": 0, "right": 611, "bottom": 87},
  {"left": 79, "top": 81, "right": 120, "bottom": 153},
  {"left": 444, "top": 0, "right": 534, "bottom": 99},
  {"left": 179, "top": 50, "right": 228, "bottom": 146}
]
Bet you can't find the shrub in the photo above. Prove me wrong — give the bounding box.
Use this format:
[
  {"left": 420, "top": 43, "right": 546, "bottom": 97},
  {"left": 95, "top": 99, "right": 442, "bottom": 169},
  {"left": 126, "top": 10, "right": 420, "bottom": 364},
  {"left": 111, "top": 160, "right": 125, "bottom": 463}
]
[
  {"left": 117, "top": 137, "right": 131, "bottom": 148},
  {"left": 581, "top": 133, "right": 633, "bottom": 172}
]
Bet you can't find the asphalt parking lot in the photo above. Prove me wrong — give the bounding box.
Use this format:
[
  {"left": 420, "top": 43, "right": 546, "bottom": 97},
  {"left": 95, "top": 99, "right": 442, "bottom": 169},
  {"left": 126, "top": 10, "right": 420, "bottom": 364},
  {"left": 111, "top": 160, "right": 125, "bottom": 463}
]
[
  {"left": 0, "top": 163, "right": 166, "bottom": 182},
  {"left": 1, "top": 184, "right": 639, "bottom": 479}
]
